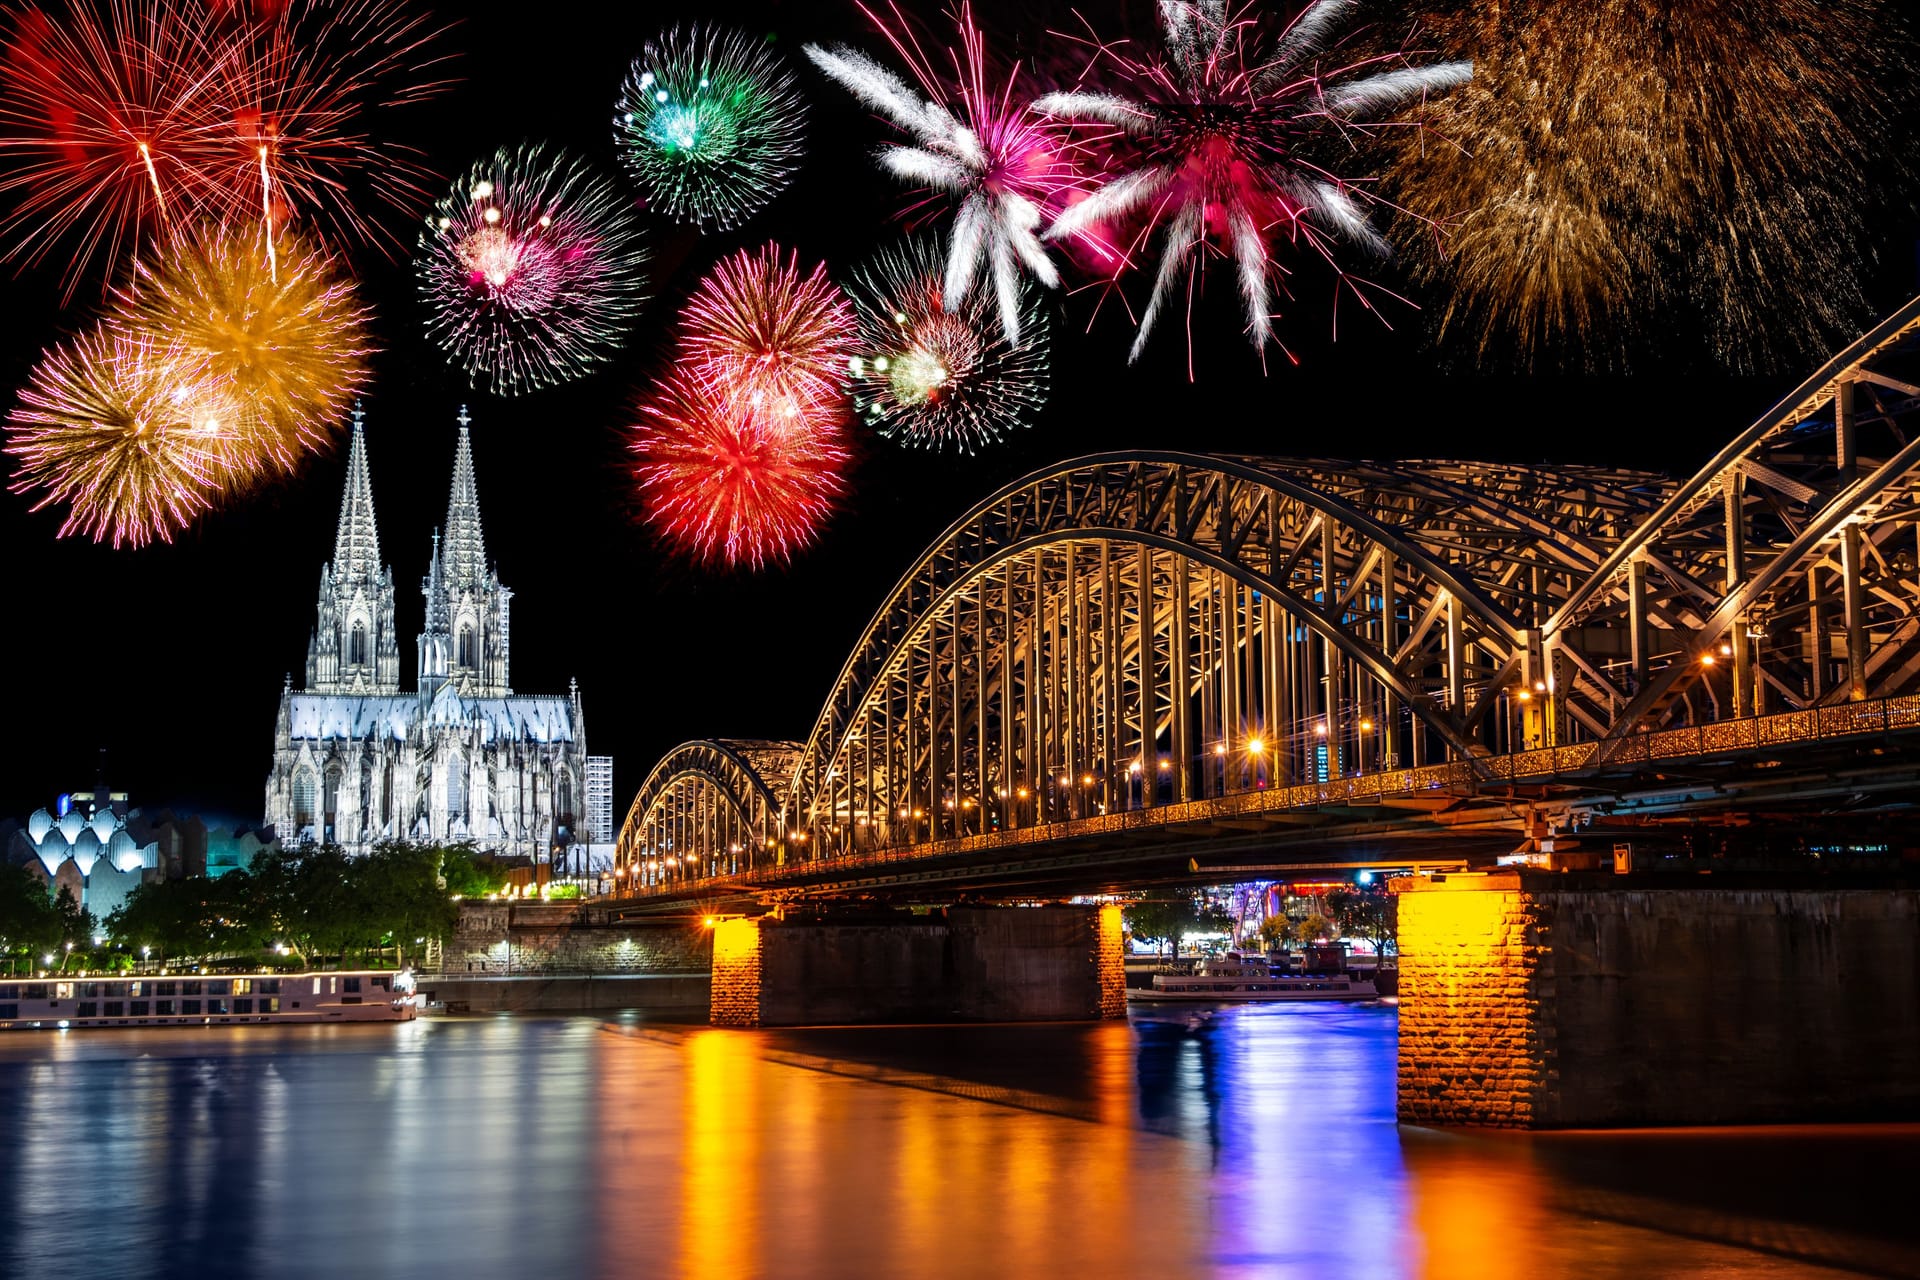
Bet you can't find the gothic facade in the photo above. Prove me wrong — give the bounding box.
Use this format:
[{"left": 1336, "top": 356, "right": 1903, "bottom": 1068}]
[{"left": 265, "top": 410, "right": 587, "bottom": 858}]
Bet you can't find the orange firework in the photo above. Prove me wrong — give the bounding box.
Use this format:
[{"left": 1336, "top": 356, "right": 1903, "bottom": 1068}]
[
  {"left": 112, "top": 222, "right": 373, "bottom": 475},
  {"left": 5, "top": 323, "right": 243, "bottom": 547}
]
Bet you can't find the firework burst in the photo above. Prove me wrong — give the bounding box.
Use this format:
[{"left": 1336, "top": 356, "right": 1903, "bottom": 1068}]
[
  {"left": 417, "top": 143, "right": 649, "bottom": 396},
  {"left": 1386, "top": 0, "right": 1914, "bottom": 371},
  {"left": 614, "top": 24, "right": 806, "bottom": 231},
  {"left": 5, "top": 323, "right": 243, "bottom": 547},
  {"left": 0, "top": 0, "right": 451, "bottom": 296},
  {"left": 1040, "top": 0, "right": 1470, "bottom": 363},
  {"left": 113, "top": 221, "right": 373, "bottom": 474},
  {"left": 630, "top": 373, "right": 849, "bottom": 570},
  {"left": 679, "top": 243, "right": 854, "bottom": 428},
  {"left": 805, "top": 2, "right": 1079, "bottom": 345},
  {"left": 847, "top": 237, "right": 1047, "bottom": 453}
]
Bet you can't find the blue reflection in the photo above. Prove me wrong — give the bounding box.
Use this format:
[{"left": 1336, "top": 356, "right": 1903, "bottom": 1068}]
[{"left": 1134, "top": 1004, "right": 1408, "bottom": 1275}]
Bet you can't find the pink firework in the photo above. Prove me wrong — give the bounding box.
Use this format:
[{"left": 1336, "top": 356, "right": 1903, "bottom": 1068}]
[
  {"left": 630, "top": 372, "right": 849, "bottom": 570},
  {"left": 679, "top": 243, "right": 855, "bottom": 429},
  {"left": 1039, "top": 0, "right": 1471, "bottom": 364},
  {"left": 805, "top": 1, "right": 1085, "bottom": 343}
]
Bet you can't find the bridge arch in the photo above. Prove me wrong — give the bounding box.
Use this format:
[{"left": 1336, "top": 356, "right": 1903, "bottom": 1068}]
[{"left": 614, "top": 739, "right": 800, "bottom": 889}]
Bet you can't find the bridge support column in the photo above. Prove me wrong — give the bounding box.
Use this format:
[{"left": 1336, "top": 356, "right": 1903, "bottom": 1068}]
[
  {"left": 710, "top": 904, "right": 1126, "bottom": 1028},
  {"left": 1394, "top": 872, "right": 1920, "bottom": 1128}
]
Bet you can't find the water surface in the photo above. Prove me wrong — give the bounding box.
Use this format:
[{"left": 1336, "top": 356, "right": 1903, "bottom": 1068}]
[{"left": 0, "top": 1006, "right": 1912, "bottom": 1278}]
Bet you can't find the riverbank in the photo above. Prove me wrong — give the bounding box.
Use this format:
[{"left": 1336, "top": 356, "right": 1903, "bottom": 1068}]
[{"left": 418, "top": 972, "right": 708, "bottom": 1013}]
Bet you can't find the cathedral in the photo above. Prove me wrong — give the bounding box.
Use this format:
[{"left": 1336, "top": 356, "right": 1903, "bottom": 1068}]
[{"left": 265, "top": 409, "right": 589, "bottom": 859}]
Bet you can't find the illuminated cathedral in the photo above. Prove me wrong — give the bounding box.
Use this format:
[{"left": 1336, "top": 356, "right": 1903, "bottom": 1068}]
[{"left": 265, "top": 409, "right": 588, "bottom": 858}]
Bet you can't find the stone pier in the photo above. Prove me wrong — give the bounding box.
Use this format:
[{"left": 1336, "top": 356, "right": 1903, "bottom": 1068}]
[
  {"left": 1393, "top": 872, "right": 1920, "bottom": 1128},
  {"left": 711, "top": 904, "right": 1127, "bottom": 1027}
]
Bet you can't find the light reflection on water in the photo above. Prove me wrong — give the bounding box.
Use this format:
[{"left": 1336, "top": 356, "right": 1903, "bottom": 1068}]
[{"left": 0, "top": 1009, "right": 1912, "bottom": 1278}]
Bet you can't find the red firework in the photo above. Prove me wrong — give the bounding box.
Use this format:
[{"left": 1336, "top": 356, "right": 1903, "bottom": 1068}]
[
  {"left": 630, "top": 373, "right": 849, "bottom": 570},
  {"left": 0, "top": 0, "right": 451, "bottom": 295},
  {"left": 678, "top": 243, "right": 856, "bottom": 429}
]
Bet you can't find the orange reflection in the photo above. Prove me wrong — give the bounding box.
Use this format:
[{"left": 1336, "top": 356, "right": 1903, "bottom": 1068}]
[
  {"left": 1404, "top": 1137, "right": 1549, "bottom": 1279},
  {"left": 676, "top": 1030, "right": 761, "bottom": 1279}
]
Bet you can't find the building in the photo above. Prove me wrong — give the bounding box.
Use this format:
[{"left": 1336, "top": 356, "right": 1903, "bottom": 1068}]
[
  {"left": 264, "top": 408, "right": 588, "bottom": 859},
  {"left": 584, "top": 756, "right": 614, "bottom": 844}
]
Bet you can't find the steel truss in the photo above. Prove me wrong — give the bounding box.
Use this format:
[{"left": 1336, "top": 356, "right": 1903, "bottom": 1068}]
[{"left": 616, "top": 297, "right": 1920, "bottom": 892}]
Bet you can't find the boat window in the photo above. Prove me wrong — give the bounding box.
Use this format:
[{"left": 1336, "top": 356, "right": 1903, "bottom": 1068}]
[
  {"left": 80, "top": 982, "right": 102, "bottom": 998},
  {"left": 104, "top": 1002, "right": 122, "bottom": 1017},
  {"left": 235, "top": 999, "right": 252, "bottom": 1014},
  {"left": 232, "top": 979, "right": 251, "bottom": 995},
  {"left": 181, "top": 1000, "right": 201, "bottom": 1015},
  {"left": 182, "top": 980, "right": 202, "bottom": 996},
  {"left": 54, "top": 982, "right": 72, "bottom": 999},
  {"left": 0, "top": 985, "right": 16, "bottom": 999},
  {"left": 155, "top": 981, "right": 176, "bottom": 996},
  {"left": 25, "top": 984, "right": 46, "bottom": 999},
  {"left": 206, "top": 981, "right": 229, "bottom": 996},
  {"left": 77, "top": 1002, "right": 97, "bottom": 1017},
  {"left": 343, "top": 977, "right": 362, "bottom": 993},
  {"left": 0, "top": 1004, "right": 15, "bottom": 1020},
  {"left": 262, "top": 998, "right": 279, "bottom": 1013},
  {"left": 312, "top": 978, "right": 322, "bottom": 995},
  {"left": 155, "top": 1000, "right": 174, "bottom": 1016},
  {"left": 128, "top": 981, "right": 142, "bottom": 997},
  {"left": 373, "top": 977, "right": 390, "bottom": 990},
  {"left": 130, "top": 1001, "right": 149, "bottom": 1016},
  {"left": 260, "top": 980, "right": 280, "bottom": 995},
  {"left": 209, "top": 1000, "right": 229, "bottom": 1016}
]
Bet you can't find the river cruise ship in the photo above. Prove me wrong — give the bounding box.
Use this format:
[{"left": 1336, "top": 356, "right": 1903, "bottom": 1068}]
[
  {"left": 1129, "top": 954, "right": 1378, "bottom": 1003},
  {"left": 0, "top": 970, "right": 418, "bottom": 1030}
]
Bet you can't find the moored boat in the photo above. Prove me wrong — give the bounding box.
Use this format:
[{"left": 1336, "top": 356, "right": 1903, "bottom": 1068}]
[
  {"left": 1127, "top": 952, "right": 1378, "bottom": 1003},
  {"left": 0, "top": 969, "right": 419, "bottom": 1030}
]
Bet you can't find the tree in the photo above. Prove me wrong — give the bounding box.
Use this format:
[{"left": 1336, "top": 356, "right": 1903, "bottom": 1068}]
[
  {"left": 440, "top": 843, "right": 511, "bottom": 898},
  {"left": 51, "top": 886, "right": 96, "bottom": 966},
  {"left": 106, "top": 873, "right": 268, "bottom": 963},
  {"left": 1291, "top": 912, "right": 1335, "bottom": 946},
  {"left": 1323, "top": 888, "right": 1396, "bottom": 953},
  {"left": 1257, "top": 914, "right": 1289, "bottom": 951},
  {"left": 0, "top": 865, "right": 58, "bottom": 973},
  {"left": 1125, "top": 894, "right": 1232, "bottom": 957}
]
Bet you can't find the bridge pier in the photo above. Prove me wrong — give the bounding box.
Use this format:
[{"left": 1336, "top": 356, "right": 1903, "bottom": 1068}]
[
  {"left": 1393, "top": 872, "right": 1920, "bottom": 1128},
  {"left": 710, "top": 904, "right": 1126, "bottom": 1027}
]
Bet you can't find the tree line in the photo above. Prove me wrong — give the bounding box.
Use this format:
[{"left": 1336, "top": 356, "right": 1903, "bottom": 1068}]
[{"left": 0, "top": 843, "right": 511, "bottom": 972}]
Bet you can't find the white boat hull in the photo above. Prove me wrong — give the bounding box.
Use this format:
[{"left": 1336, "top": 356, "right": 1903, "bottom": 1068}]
[{"left": 1127, "top": 985, "right": 1378, "bottom": 1003}]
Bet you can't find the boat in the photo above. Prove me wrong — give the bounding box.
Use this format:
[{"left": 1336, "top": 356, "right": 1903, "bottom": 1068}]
[
  {"left": 0, "top": 969, "right": 419, "bottom": 1030},
  {"left": 1127, "top": 952, "right": 1379, "bottom": 1003}
]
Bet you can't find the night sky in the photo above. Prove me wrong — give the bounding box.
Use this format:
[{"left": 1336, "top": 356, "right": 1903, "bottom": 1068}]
[{"left": 1, "top": 0, "right": 1915, "bottom": 825}]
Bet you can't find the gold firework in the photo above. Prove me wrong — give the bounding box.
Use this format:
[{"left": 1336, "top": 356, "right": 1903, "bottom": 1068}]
[
  {"left": 112, "top": 223, "right": 373, "bottom": 473},
  {"left": 5, "top": 324, "right": 243, "bottom": 547},
  {"left": 1388, "top": 0, "right": 1913, "bottom": 370}
]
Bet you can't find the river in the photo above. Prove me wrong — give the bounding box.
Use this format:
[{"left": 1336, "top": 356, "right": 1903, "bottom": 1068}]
[{"left": 0, "top": 1006, "right": 1914, "bottom": 1278}]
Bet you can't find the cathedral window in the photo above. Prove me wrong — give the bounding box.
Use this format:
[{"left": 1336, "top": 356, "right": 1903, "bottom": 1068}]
[
  {"left": 349, "top": 621, "right": 367, "bottom": 666},
  {"left": 458, "top": 625, "right": 475, "bottom": 669},
  {"left": 323, "top": 768, "right": 341, "bottom": 828},
  {"left": 555, "top": 770, "right": 576, "bottom": 828},
  {"left": 448, "top": 759, "right": 468, "bottom": 822},
  {"left": 293, "top": 772, "right": 316, "bottom": 829}
]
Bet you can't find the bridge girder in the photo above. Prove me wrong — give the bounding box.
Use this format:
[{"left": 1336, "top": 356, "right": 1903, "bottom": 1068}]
[{"left": 614, "top": 296, "right": 1920, "bottom": 899}]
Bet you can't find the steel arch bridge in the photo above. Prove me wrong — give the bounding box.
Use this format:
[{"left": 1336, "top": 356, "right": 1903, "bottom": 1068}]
[{"left": 615, "top": 298, "right": 1920, "bottom": 900}]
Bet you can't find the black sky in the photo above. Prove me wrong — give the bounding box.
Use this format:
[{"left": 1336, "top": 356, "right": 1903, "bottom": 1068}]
[{"left": 1, "top": 0, "right": 1916, "bottom": 824}]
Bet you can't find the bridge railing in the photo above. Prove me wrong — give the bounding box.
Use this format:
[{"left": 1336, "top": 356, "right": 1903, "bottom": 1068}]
[{"left": 614, "top": 691, "right": 1920, "bottom": 899}]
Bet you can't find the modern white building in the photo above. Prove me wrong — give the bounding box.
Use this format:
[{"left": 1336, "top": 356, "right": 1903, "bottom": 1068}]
[
  {"left": 585, "top": 756, "right": 615, "bottom": 844},
  {"left": 264, "top": 408, "right": 588, "bottom": 858}
]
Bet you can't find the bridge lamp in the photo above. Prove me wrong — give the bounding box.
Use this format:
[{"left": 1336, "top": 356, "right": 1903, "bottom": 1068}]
[
  {"left": 1247, "top": 738, "right": 1265, "bottom": 755},
  {"left": 1358, "top": 720, "right": 1373, "bottom": 733},
  {"left": 900, "top": 807, "right": 911, "bottom": 818},
  {"left": 1017, "top": 787, "right": 1029, "bottom": 798},
  {"left": 1719, "top": 642, "right": 1733, "bottom": 656},
  {"left": 1082, "top": 775, "right": 1095, "bottom": 787},
  {"left": 1059, "top": 774, "right": 1071, "bottom": 787},
  {"left": 1314, "top": 723, "right": 1328, "bottom": 736},
  {"left": 1517, "top": 689, "right": 1533, "bottom": 701},
  {"left": 1214, "top": 743, "right": 1227, "bottom": 756},
  {"left": 1129, "top": 761, "right": 1142, "bottom": 775},
  {"left": 913, "top": 808, "right": 924, "bottom": 818},
  {"left": 1158, "top": 759, "right": 1171, "bottom": 772},
  {"left": 1700, "top": 652, "right": 1717, "bottom": 666}
]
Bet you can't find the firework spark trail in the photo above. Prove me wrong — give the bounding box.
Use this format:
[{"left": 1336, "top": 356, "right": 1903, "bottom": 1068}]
[
  {"left": 679, "top": 243, "right": 855, "bottom": 430},
  {"left": 630, "top": 372, "right": 849, "bottom": 570},
  {"left": 113, "top": 221, "right": 373, "bottom": 475},
  {"left": 417, "top": 143, "right": 649, "bottom": 396},
  {"left": 0, "top": 0, "right": 451, "bottom": 295},
  {"left": 1039, "top": 0, "right": 1470, "bottom": 364},
  {"left": 847, "top": 236, "right": 1047, "bottom": 453},
  {"left": 5, "top": 323, "right": 243, "bottom": 547},
  {"left": 1385, "top": 0, "right": 1914, "bottom": 371},
  {"left": 805, "top": 1, "right": 1082, "bottom": 345},
  {"left": 615, "top": 23, "right": 807, "bottom": 231}
]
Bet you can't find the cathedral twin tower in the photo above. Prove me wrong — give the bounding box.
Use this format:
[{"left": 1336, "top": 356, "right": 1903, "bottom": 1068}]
[{"left": 265, "top": 410, "right": 588, "bottom": 857}]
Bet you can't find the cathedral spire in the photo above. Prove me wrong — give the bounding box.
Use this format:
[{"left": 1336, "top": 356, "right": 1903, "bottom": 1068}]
[
  {"left": 443, "top": 406, "right": 488, "bottom": 587},
  {"left": 333, "top": 402, "right": 381, "bottom": 581}
]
